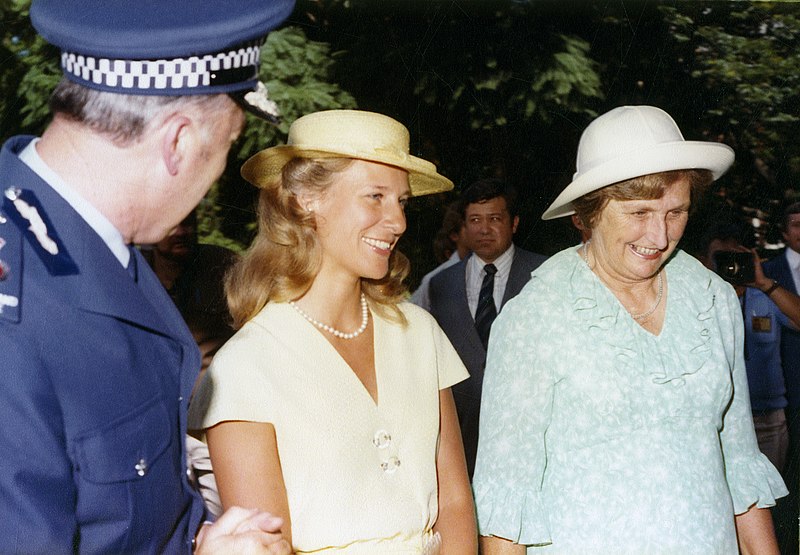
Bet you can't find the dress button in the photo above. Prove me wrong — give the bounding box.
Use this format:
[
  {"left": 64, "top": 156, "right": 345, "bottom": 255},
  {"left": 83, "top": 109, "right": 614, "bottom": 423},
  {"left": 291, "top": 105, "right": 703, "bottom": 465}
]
[
  {"left": 135, "top": 458, "right": 148, "bottom": 477},
  {"left": 381, "top": 456, "right": 401, "bottom": 474},
  {"left": 373, "top": 429, "right": 392, "bottom": 449}
]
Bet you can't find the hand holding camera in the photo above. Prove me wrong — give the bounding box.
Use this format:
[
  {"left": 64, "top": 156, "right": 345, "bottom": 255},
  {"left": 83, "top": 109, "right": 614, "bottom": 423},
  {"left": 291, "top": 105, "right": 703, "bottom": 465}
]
[{"left": 712, "top": 247, "right": 775, "bottom": 293}]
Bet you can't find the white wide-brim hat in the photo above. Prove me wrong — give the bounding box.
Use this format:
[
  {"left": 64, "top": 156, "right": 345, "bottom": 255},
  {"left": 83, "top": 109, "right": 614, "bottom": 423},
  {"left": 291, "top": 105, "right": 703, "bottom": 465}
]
[
  {"left": 541, "top": 105, "right": 735, "bottom": 220},
  {"left": 241, "top": 110, "right": 454, "bottom": 197}
]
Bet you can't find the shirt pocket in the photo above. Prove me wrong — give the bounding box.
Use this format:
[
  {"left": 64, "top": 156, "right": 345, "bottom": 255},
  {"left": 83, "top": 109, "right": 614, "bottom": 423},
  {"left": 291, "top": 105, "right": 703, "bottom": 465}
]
[{"left": 71, "top": 397, "right": 172, "bottom": 484}]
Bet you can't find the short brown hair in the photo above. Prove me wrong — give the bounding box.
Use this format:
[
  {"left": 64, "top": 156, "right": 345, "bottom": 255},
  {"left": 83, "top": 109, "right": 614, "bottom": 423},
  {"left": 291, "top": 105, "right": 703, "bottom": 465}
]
[
  {"left": 572, "top": 169, "right": 713, "bottom": 230},
  {"left": 783, "top": 202, "right": 800, "bottom": 228}
]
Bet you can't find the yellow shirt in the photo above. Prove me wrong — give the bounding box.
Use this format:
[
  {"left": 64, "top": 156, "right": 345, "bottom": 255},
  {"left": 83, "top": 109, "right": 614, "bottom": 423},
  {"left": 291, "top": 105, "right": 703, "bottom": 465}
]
[{"left": 189, "top": 301, "right": 468, "bottom": 553}]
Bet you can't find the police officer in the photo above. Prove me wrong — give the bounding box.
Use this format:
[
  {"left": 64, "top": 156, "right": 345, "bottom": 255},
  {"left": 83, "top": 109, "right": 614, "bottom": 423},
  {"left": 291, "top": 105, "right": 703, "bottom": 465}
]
[{"left": 0, "top": 1, "right": 294, "bottom": 553}]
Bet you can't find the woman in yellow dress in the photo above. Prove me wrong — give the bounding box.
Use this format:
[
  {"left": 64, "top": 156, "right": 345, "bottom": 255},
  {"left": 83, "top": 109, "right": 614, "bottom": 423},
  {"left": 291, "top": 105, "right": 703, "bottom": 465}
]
[{"left": 189, "top": 110, "right": 477, "bottom": 554}]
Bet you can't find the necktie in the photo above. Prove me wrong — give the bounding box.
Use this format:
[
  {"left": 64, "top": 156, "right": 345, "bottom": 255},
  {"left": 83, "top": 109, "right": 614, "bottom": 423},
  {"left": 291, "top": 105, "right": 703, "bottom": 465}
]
[
  {"left": 475, "top": 263, "right": 497, "bottom": 350},
  {"left": 127, "top": 245, "right": 138, "bottom": 283}
]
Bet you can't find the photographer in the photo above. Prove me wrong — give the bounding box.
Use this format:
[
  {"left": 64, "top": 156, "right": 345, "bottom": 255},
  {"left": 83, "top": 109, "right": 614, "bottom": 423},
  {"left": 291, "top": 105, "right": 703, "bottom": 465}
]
[{"left": 701, "top": 223, "right": 800, "bottom": 474}]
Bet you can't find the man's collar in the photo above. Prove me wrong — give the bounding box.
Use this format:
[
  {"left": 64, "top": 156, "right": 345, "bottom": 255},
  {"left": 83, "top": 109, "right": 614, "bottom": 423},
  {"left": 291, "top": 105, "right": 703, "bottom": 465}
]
[
  {"left": 473, "top": 243, "right": 515, "bottom": 270},
  {"left": 18, "top": 139, "right": 130, "bottom": 268},
  {"left": 786, "top": 246, "right": 800, "bottom": 270}
]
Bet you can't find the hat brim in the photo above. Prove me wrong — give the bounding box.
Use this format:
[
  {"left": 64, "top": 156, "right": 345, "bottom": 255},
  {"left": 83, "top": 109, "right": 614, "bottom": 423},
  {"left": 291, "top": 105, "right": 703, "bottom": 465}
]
[
  {"left": 541, "top": 140, "right": 734, "bottom": 220},
  {"left": 241, "top": 144, "right": 454, "bottom": 197}
]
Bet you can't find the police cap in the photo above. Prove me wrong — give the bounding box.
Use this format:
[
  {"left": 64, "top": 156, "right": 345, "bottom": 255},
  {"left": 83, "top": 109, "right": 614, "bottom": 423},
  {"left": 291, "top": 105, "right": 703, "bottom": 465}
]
[{"left": 30, "top": 0, "right": 296, "bottom": 120}]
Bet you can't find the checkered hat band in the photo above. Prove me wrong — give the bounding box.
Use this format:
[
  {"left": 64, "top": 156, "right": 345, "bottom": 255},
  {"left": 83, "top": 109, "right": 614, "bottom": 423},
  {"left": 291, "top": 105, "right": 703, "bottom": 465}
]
[{"left": 61, "top": 42, "right": 261, "bottom": 91}]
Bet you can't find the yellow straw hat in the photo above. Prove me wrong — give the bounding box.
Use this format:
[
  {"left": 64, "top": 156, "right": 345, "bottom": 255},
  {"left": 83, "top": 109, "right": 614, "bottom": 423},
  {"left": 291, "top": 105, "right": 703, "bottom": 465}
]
[{"left": 241, "top": 110, "right": 454, "bottom": 196}]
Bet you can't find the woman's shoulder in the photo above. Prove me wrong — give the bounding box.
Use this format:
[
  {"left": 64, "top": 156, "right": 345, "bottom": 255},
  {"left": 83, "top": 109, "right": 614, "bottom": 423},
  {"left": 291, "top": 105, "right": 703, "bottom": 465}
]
[
  {"left": 214, "top": 303, "right": 292, "bottom": 359},
  {"left": 397, "top": 300, "right": 436, "bottom": 323},
  {"left": 512, "top": 246, "right": 585, "bottom": 303},
  {"left": 492, "top": 248, "right": 583, "bottom": 334},
  {"left": 392, "top": 301, "right": 445, "bottom": 336},
  {"left": 529, "top": 245, "right": 583, "bottom": 281}
]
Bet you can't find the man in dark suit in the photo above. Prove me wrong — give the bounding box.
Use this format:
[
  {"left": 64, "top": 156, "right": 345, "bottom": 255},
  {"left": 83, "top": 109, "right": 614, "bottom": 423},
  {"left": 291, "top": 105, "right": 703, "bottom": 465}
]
[
  {"left": 763, "top": 201, "right": 800, "bottom": 554},
  {"left": 0, "top": 1, "right": 294, "bottom": 553},
  {"left": 429, "top": 179, "right": 546, "bottom": 477}
]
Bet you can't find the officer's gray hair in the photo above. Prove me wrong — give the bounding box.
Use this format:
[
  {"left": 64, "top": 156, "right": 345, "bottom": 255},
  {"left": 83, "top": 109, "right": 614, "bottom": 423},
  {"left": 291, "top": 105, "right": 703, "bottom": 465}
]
[{"left": 49, "top": 78, "right": 233, "bottom": 146}]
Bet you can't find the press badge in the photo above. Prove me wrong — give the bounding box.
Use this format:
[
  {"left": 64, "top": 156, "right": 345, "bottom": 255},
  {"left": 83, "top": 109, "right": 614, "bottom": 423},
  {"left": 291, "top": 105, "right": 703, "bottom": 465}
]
[{"left": 752, "top": 315, "right": 772, "bottom": 333}]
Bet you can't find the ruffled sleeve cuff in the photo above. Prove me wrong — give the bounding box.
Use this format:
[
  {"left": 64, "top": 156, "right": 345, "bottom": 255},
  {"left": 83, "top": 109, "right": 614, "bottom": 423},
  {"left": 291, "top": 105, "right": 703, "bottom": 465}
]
[
  {"left": 727, "top": 452, "right": 789, "bottom": 514},
  {"left": 474, "top": 484, "right": 552, "bottom": 547}
]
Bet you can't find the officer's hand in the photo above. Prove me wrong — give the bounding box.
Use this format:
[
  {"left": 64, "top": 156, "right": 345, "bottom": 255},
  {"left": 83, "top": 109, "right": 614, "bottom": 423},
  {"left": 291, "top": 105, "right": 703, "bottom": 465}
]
[{"left": 195, "top": 506, "right": 291, "bottom": 555}]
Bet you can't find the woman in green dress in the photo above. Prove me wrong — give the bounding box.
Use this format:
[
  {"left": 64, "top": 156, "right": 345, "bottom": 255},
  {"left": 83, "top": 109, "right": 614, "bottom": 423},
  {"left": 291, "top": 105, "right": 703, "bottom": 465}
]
[{"left": 474, "top": 105, "right": 787, "bottom": 554}]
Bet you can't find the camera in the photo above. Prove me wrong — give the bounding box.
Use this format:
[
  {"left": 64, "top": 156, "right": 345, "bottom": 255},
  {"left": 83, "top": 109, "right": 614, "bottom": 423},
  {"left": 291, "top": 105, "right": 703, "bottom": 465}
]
[{"left": 712, "top": 251, "right": 755, "bottom": 285}]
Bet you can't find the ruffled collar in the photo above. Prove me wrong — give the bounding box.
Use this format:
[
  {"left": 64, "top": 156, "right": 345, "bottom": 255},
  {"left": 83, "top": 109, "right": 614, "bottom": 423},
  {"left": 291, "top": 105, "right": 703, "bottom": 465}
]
[{"left": 562, "top": 247, "right": 717, "bottom": 386}]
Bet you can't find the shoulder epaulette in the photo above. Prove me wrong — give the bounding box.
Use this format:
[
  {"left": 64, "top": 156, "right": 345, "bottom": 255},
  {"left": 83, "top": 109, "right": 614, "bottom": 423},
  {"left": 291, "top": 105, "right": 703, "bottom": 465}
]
[
  {"left": 3, "top": 187, "right": 77, "bottom": 276},
  {"left": 0, "top": 200, "right": 22, "bottom": 323}
]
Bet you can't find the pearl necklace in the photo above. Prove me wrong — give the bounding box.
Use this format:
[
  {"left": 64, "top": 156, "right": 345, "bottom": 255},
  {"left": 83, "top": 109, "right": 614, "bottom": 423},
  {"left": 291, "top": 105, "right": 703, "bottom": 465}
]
[
  {"left": 582, "top": 241, "right": 664, "bottom": 321},
  {"left": 289, "top": 293, "right": 369, "bottom": 339}
]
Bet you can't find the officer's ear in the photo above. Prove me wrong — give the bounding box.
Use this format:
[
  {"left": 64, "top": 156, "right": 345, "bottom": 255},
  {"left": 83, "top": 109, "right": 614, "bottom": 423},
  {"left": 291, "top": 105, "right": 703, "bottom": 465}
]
[{"left": 159, "top": 113, "right": 193, "bottom": 177}]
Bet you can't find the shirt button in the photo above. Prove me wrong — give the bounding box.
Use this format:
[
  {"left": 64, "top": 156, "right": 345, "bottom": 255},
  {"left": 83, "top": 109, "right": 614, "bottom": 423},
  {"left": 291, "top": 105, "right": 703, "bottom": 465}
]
[
  {"left": 135, "top": 458, "right": 148, "bottom": 477},
  {"left": 373, "top": 429, "right": 392, "bottom": 449},
  {"left": 381, "top": 456, "right": 401, "bottom": 474}
]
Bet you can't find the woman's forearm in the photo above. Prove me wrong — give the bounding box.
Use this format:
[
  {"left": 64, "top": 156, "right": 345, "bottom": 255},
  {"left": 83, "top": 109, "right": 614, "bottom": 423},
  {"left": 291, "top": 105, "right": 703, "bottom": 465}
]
[
  {"left": 480, "top": 535, "right": 526, "bottom": 555},
  {"left": 735, "top": 505, "right": 779, "bottom": 555}
]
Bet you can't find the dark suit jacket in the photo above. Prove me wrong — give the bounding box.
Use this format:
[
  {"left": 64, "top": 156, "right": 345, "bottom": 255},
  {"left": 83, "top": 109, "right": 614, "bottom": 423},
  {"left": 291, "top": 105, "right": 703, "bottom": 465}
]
[
  {"left": 0, "top": 136, "right": 206, "bottom": 554},
  {"left": 764, "top": 250, "right": 800, "bottom": 416},
  {"left": 429, "top": 247, "right": 546, "bottom": 477}
]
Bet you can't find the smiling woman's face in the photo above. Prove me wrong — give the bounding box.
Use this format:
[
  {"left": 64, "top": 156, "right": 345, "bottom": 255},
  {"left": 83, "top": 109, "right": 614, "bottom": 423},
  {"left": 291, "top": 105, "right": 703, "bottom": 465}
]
[
  {"left": 589, "top": 177, "right": 692, "bottom": 284},
  {"left": 311, "top": 159, "right": 410, "bottom": 282}
]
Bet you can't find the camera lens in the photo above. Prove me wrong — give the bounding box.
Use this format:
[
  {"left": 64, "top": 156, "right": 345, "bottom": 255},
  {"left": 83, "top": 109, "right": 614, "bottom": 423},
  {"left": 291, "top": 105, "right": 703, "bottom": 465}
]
[{"left": 723, "top": 260, "right": 739, "bottom": 277}]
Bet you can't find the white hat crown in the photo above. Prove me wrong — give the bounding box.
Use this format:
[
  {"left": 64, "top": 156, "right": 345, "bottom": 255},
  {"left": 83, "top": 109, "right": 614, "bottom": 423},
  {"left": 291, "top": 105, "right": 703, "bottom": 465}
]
[
  {"left": 542, "top": 105, "right": 735, "bottom": 220},
  {"left": 576, "top": 106, "right": 685, "bottom": 178}
]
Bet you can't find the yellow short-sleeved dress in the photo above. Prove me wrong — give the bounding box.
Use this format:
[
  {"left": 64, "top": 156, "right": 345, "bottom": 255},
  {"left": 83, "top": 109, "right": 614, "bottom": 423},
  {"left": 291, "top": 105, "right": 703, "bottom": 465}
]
[{"left": 189, "top": 301, "right": 468, "bottom": 554}]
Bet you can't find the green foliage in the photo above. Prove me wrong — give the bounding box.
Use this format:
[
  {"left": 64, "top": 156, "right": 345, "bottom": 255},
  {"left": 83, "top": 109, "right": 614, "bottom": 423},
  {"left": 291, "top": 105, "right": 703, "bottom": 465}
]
[
  {"left": 195, "top": 184, "right": 247, "bottom": 253},
  {"left": 16, "top": 36, "right": 60, "bottom": 130},
  {"left": 1, "top": 0, "right": 60, "bottom": 138},
  {"left": 232, "top": 26, "right": 358, "bottom": 167},
  {"left": 660, "top": 3, "right": 800, "bottom": 243},
  {"left": 4, "top": 0, "right": 800, "bottom": 262},
  {"left": 214, "top": 25, "right": 357, "bottom": 249}
]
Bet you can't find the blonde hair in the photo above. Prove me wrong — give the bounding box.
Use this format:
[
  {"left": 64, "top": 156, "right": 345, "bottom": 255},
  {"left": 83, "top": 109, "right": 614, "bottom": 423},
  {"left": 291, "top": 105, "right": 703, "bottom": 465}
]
[
  {"left": 226, "top": 157, "right": 410, "bottom": 329},
  {"left": 572, "top": 169, "right": 713, "bottom": 230}
]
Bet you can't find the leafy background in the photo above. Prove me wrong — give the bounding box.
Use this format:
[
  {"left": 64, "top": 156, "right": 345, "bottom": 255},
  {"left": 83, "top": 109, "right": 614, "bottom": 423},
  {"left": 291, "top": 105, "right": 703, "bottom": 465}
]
[{"left": 2, "top": 0, "right": 798, "bottom": 287}]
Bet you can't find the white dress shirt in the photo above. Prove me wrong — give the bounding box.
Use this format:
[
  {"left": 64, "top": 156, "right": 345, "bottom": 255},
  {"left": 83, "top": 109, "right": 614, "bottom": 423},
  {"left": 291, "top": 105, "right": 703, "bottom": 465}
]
[
  {"left": 786, "top": 247, "right": 800, "bottom": 294},
  {"left": 465, "top": 244, "right": 515, "bottom": 319},
  {"left": 410, "top": 251, "right": 461, "bottom": 311}
]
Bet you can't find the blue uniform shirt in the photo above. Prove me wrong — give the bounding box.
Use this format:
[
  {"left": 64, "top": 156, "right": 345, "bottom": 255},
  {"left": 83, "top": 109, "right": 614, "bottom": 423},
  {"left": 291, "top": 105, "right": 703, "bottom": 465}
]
[
  {"left": 741, "top": 287, "right": 791, "bottom": 413},
  {"left": 0, "top": 136, "right": 206, "bottom": 554}
]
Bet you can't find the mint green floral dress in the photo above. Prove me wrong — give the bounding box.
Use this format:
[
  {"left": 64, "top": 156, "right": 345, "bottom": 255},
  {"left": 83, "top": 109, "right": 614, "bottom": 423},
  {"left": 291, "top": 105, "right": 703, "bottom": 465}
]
[{"left": 473, "top": 248, "right": 787, "bottom": 554}]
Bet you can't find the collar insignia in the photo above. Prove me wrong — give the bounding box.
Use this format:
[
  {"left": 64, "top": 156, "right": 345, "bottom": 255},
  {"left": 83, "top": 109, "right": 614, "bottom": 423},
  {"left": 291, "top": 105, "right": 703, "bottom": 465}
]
[{"left": 3, "top": 187, "right": 77, "bottom": 275}]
